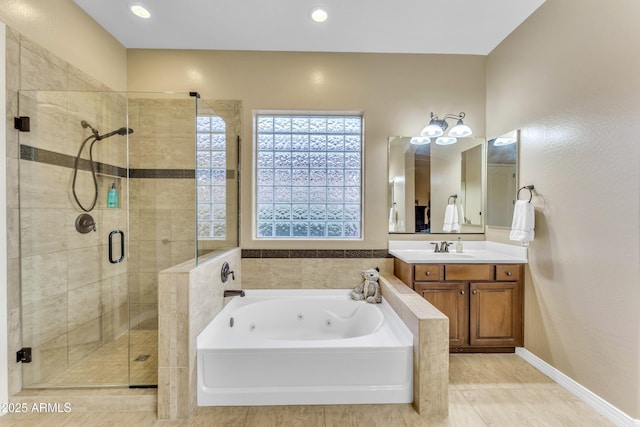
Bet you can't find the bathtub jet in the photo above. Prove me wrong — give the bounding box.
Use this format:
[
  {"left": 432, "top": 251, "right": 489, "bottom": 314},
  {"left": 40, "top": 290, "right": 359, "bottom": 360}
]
[{"left": 197, "top": 289, "right": 413, "bottom": 406}]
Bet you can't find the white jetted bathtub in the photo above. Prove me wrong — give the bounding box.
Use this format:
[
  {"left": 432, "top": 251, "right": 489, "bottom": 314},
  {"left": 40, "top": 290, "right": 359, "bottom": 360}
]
[{"left": 197, "top": 289, "right": 413, "bottom": 406}]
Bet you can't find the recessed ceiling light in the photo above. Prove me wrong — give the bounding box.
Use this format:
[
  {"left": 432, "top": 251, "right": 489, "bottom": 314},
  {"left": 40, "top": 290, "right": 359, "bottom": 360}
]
[
  {"left": 131, "top": 5, "right": 151, "bottom": 19},
  {"left": 310, "top": 8, "right": 328, "bottom": 23}
]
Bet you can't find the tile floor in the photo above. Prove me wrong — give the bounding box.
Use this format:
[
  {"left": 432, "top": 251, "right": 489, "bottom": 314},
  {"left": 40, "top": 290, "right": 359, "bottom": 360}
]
[
  {"left": 0, "top": 354, "right": 616, "bottom": 426},
  {"left": 24, "top": 330, "right": 157, "bottom": 388}
]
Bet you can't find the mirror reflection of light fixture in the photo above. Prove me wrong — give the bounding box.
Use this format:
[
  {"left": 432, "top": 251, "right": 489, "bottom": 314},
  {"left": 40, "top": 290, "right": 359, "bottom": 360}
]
[
  {"left": 420, "top": 112, "right": 472, "bottom": 142},
  {"left": 435, "top": 136, "right": 457, "bottom": 145},
  {"left": 409, "top": 136, "right": 430, "bottom": 145},
  {"left": 493, "top": 137, "right": 517, "bottom": 146}
]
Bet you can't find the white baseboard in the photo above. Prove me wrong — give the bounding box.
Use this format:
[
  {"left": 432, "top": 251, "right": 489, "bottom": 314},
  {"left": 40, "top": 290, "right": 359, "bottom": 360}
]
[{"left": 516, "top": 348, "right": 639, "bottom": 427}]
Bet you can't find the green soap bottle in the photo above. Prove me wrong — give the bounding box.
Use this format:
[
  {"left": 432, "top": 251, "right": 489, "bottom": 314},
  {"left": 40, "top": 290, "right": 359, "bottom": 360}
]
[{"left": 107, "top": 183, "right": 118, "bottom": 208}]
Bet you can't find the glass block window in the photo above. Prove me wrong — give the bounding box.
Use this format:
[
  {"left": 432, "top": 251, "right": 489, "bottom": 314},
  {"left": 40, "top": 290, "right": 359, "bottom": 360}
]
[
  {"left": 255, "top": 114, "right": 363, "bottom": 239},
  {"left": 196, "top": 115, "right": 226, "bottom": 239}
]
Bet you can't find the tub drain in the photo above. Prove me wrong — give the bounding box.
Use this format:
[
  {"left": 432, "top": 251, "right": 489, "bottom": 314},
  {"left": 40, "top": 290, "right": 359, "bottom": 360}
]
[
  {"left": 297, "top": 314, "right": 304, "bottom": 320},
  {"left": 326, "top": 319, "right": 332, "bottom": 327}
]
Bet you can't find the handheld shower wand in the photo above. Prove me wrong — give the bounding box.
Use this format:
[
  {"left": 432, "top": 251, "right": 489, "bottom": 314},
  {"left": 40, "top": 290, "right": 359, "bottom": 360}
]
[{"left": 72, "top": 121, "right": 134, "bottom": 212}]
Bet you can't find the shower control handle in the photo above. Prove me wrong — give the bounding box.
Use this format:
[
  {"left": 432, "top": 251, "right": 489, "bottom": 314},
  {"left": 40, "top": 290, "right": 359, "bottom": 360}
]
[
  {"left": 221, "top": 262, "right": 235, "bottom": 283},
  {"left": 108, "top": 230, "right": 125, "bottom": 264}
]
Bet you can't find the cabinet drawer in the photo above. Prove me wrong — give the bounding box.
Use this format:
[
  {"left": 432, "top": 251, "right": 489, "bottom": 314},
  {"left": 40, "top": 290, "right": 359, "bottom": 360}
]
[
  {"left": 415, "top": 265, "right": 441, "bottom": 281},
  {"left": 444, "top": 264, "right": 493, "bottom": 281},
  {"left": 496, "top": 265, "right": 520, "bottom": 281}
]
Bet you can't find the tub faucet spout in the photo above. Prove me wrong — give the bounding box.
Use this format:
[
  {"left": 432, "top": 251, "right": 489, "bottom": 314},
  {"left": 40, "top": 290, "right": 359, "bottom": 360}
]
[{"left": 224, "top": 290, "right": 245, "bottom": 297}]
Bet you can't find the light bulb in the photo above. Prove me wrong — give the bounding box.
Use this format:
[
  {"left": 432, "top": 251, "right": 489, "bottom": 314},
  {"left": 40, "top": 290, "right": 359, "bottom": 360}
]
[
  {"left": 131, "top": 5, "right": 151, "bottom": 19},
  {"left": 311, "top": 8, "right": 328, "bottom": 23}
]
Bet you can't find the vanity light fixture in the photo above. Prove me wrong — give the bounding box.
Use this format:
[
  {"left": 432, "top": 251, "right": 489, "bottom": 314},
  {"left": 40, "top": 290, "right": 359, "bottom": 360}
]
[
  {"left": 420, "top": 112, "right": 472, "bottom": 142},
  {"left": 409, "top": 136, "right": 430, "bottom": 145},
  {"left": 130, "top": 4, "right": 151, "bottom": 19},
  {"left": 310, "top": 7, "right": 328, "bottom": 23}
]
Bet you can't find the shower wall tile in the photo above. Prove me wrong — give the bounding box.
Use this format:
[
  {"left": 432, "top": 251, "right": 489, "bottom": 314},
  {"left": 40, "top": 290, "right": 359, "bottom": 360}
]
[
  {"left": 6, "top": 157, "right": 19, "bottom": 209},
  {"left": 6, "top": 207, "right": 19, "bottom": 259},
  {"left": 6, "top": 31, "right": 19, "bottom": 91},
  {"left": 136, "top": 179, "right": 195, "bottom": 210},
  {"left": 101, "top": 303, "right": 129, "bottom": 345},
  {"left": 138, "top": 273, "right": 158, "bottom": 304},
  {"left": 7, "top": 257, "right": 20, "bottom": 311},
  {"left": 139, "top": 209, "right": 172, "bottom": 242},
  {"left": 138, "top": 240, "right": 172, "bottom": 273},
  {"left": 67, "top": 247, "right": 101, "bottom": 291},
  {"left": 20, "top": 40, "right": 68, "bottom": 91},
  {"left": 68, "top": 283, "right": 101, "bottom": 331},
  {"left": 171, "top": 209, "right": 196, "bottom": 241},
  {"left": 67, "top": 318, "right": 101, "bottom": 365},
  {"left": 19, "top": 160, "right": 76, "bottom": 209},
  {"left": 21, "top": 252, "right": 68, "bottom": 305},
  {"left": 100, "top": 273, "right": 129, "bottom": 313},
  {"left": 131, "top": 303, "right": 158, "bottom": 330},
  {"left": 99, "top": 242, "right": 128, "bottom": 279},
  {"left": 20, "top": 208, "right": 71, "bottom": 256},
  {"left": 22, "top": 292, "right": 67, "bottom": 347},
  {"left": 128, "top": 272, "right": 140, "bottom": 304},
  {"left": 18, "top": 91, "right": 71, "bottom": 154},
  {"left": 171, "top": 241, "right": 196, "bottom": 267},
  {"left": 129, "top": 136, "right": 195, "bottom": 170},
  {"left": 240, "top": 257, "right": 393, "bottom": 289},
  {"left": 7, "top": 307, "right": 22, "bottom": 394},
  {"left": 6, "top": 90, "right": 19, "bottom": 160}
]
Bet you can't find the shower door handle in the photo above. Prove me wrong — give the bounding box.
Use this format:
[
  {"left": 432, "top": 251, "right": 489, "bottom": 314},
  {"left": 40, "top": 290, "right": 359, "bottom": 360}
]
[{"left": 108, "top": 230, "right": 125, "bottom": 264}]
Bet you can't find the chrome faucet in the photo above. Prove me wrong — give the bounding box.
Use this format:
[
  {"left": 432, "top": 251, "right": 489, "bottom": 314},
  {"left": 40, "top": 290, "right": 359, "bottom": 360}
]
[
  {"left": 431, "top": 242, "right": 440, "bottom": 252},
  {"left": 440, "top": 241, "right": 452, "bottom": 253}
]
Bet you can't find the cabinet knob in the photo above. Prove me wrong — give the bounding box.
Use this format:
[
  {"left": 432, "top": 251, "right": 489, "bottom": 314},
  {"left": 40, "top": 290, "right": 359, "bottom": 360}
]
[
  {"left": 460, "top": 290, "right": 465, "bottom": 295},
  {"left": 472, "top": 290, "right": 477, "bottom": 295},
  {"left": 506, "top": 271, "right": 512, "bottom": 276},
  {"left": 425, "top": 271, "right": 431, "bottom": 276}
]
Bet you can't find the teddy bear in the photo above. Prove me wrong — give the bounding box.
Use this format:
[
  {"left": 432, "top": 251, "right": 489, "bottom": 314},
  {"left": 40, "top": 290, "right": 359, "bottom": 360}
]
[{"left": 350, "top": 267, "right": 382, "bottom": 304}]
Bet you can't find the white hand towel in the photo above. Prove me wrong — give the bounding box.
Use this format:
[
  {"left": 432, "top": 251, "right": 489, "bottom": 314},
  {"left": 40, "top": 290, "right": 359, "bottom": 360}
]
[
  {"left": 388, "top": 205, "right": 397, "bottom": 232},
  {"left": 510, "top": 200, "right": 535, "bottom": 245},
  {"left": 443, "top": 204, "right": 459, "bottom": 232}
]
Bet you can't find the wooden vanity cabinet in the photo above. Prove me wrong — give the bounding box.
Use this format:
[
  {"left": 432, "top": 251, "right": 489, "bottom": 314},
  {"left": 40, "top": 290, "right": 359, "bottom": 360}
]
[{"left": 395, "top": 258, "right": 524, "bottom": 352}]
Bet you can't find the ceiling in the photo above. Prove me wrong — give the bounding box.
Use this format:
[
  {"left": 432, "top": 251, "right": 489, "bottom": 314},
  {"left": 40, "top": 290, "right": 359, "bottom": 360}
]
[{"left": 73, "top": 0, "right": 545, "bottom": 55}]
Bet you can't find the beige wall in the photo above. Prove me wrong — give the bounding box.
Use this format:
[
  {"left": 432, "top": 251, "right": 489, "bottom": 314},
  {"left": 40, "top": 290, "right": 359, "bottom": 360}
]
[
  {"left": 486, "top": 0, "right": 640, "bottom": 418},
  {"left": 0, "top": 0, "right": 127, "bottom": 91},
  {"left": 126, "top": 50, "right": 487, "bottom": 249}
]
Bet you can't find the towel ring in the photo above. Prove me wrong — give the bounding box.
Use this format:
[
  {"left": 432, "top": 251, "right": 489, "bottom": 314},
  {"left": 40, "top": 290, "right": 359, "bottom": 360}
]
[
  {"left": 517, "top": 185, "right": 535, "bottom": 203},
  {"left": 447, "top": 194, "right": 458, "bottom": 205}
]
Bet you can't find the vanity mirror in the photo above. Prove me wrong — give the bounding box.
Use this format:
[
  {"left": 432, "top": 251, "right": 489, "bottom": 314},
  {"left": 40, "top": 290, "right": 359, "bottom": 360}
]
[
  {"left": 388, "top": 136, "right": 485, "bottom": 234},
  {"left": 486, "top": 130, "right": 519, "bottom": 227}
]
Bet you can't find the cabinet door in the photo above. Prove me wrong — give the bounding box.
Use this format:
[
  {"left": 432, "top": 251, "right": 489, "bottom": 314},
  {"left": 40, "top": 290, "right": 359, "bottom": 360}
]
[
  {"left": 416, "top": 282, "right": 468, "bottom": 347},
  {"left": 469, "top": 282, "right": 523, "bottom": 347}
]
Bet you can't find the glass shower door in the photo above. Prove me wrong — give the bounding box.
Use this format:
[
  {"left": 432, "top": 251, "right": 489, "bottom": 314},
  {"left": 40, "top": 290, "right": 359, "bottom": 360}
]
[{"left": 18, "top": 89, "right": 131, "bottom": 387}]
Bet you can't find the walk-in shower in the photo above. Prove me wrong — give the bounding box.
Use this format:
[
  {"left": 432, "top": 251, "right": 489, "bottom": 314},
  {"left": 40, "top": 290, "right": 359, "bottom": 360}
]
[{"left": 14, "top": 90, "right": 239, "bottom": 390}]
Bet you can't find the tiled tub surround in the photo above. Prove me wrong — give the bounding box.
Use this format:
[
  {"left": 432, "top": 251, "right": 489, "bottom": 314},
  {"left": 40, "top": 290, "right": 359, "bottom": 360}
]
[
  {"left": 157, "top": 248, "right": 242, "bottom": 420},
  {"left": 379, "top": 274, "right": 449, "bottom": 418},
  {"left": 241, "top": 249, "right": 393, "bottom": 289},
  {"left": 158, "top": 248, "right": 448, "bottom": 420}
]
